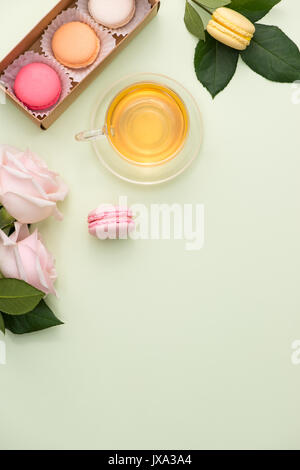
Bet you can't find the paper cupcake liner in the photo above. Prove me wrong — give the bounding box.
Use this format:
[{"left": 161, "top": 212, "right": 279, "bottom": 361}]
[
  {"left": 0, "top": 51, "right": 72, "bottom": 118},
  {"left": 41, "top": 8, "right": 116, "bottom": 82},
  {"left": 76, "top": 0, "right": 152, "bottom": 36}
]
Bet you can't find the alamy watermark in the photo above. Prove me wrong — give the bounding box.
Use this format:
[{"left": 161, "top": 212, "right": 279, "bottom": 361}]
[
  {"left": 101, "top": 196, "right": 204, "bottom": 251},
  {"left": 0, "top": 340, "right": 6, "bottom": 365},
  {"left": 0, "top": 81, "right": 6, "bottom": 105},
  {"left": 291, "top": 340, "right": 300, "bottom": 365},
  {"left": 291, "top": 80, "right": 300, "bottom": 104}
]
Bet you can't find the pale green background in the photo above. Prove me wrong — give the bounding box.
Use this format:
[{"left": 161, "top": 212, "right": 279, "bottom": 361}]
[{"left": 0, "top": 0, "right": 300, "bottom": 450}]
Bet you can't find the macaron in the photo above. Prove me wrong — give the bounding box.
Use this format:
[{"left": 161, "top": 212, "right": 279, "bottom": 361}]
[
  {"left": 88, "top": 205, "right": 135, "bottom": 239},
  {"left": 88, "top": 0, "right": 136, "bottom": 29},
  {"left": 14, "top": 62, "right": 62, "bottom": 111},
  {"left": 52, "top": 21, "right": 100, "bottom": 68},
  {"left": 207, "top": 7, "right": 255, "bottom": 51}
]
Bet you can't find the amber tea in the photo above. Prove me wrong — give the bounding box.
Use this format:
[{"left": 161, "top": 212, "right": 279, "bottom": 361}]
[{"left": 105, "top": 82, "right": 189, "bottom": 165}]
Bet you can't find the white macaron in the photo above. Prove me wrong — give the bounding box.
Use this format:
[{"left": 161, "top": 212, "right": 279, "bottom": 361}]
[{"left": 88, "top": 0, "right": 136, "bottom": 29}]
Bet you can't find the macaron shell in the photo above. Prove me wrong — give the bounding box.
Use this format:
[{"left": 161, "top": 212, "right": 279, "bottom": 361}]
[
  {"left": 52, "top": 21, "right": 100, "bottom": 68},
  {"left": 88, "top": 0, "right": 136, "bottom": 28},
  {"left": 88, "top": 209, "right": 133, "bottom": 223},
  {"left": 14, "top": 62, "right": 62, "bottom": 110},
  {"left": 88, "top": 205, "right": 133, "bottom": 219}
]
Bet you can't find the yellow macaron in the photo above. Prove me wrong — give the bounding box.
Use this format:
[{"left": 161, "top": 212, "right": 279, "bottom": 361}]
[{"left": 207, "top": 7, "right": 255, "bottom": 51}]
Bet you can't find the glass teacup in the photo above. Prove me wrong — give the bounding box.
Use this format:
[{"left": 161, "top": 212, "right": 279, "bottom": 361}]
[
  {"left": 75, "top": 73, "right": 203, "bottom": 185},
  {"left": 76, "top": 80, "right": 189, "bottom": 167}
]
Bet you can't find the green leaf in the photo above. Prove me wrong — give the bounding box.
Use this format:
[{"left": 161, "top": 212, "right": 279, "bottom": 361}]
[
  {"left": 194, "top": 33, "right": 239, "bottom": 97},
  {"left": 184, "top": 1, "right": 205, "bottom": 40},
  {"left": 241, "top": 24, "right": 300, "bottom": 82},
  {"left": 0, "top": 313, "right": 5, "bottom": 335},
  {"left": 229, "top": 0, "right": 281, "bottom": 23},
  {"left": 0, "top": 206, "right": 15, "bottom": 230},
  {"left": 3, "top": 300, "right": 63, "bottom": 335},
  {"left": 0, "top": 279, "right": 44, "bottom": 315},
  {"left": 192, "top": 0, "right": 231, "bottom": 9}
]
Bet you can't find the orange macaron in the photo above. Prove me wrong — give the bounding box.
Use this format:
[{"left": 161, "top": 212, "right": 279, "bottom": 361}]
[{"left": 52, "top": 21, "right": 100, "bottom": 69}]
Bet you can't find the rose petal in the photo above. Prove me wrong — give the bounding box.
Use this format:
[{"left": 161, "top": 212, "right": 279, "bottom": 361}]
[
  {"left": 0, "top": 242, "right": 19, "bottom": 279},
  {"left": 0, "top": 145, "right": 68, "bottom": 223},
  {"left": 11, "top": 222, "right": 31, "bottom": 243},
  {"left": 1, "top": 192, "right": 56, "bottom": 224}
]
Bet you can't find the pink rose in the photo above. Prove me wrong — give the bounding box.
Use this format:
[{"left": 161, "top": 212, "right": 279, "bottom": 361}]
[
  {"left": 0, "top": 145, "right": 68, "bottom": 224},
  {"left": 0, "top": 222, "right": 57, "bottom": 295}
]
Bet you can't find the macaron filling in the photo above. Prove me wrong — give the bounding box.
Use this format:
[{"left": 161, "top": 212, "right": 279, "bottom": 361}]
[
  {"left": 212, "top": 12, "right": 254, "bottom": 42},
  {"left": 89, "top": 217, "right": 133, "bottom": 228}
]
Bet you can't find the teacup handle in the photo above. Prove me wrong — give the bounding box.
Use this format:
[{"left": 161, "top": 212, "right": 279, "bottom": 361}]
[{"left": 75, "top": 125, "right": 107, "bottom": 142}]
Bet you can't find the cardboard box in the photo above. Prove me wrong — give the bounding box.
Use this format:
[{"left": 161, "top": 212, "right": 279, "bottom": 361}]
[{"left": 0, "top": 0, "right": 160, "bottom": 129}]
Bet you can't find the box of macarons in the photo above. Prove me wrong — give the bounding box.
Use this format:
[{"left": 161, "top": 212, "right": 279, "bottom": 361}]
[{"left": 0, "top": 0, "right": 160, "bottom": 129}]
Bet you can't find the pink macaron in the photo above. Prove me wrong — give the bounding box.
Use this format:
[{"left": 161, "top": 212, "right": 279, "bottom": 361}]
[
  {"left": 14, "top": 62, "right": 62, "bottom": 111},
  {"left": 88, "top": 204, "right": 135, "bottom": 239}
]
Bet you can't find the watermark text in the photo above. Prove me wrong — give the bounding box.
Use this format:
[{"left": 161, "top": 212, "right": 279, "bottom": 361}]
[{"left": 0, "top": 340, "right": 6, "bottom": 365}]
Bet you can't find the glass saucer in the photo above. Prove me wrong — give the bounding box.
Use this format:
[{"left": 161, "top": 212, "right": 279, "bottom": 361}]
[{"left": 91, "top": 73, "right": 203, "bottom": 185}]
